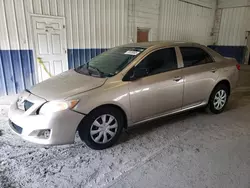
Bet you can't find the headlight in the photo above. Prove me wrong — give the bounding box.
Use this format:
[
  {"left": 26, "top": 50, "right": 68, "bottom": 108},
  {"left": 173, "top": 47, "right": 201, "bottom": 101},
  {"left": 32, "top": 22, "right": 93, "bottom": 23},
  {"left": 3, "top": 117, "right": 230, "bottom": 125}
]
[{"left": 39, "top": 100, "right": 79, "bottom": 114}]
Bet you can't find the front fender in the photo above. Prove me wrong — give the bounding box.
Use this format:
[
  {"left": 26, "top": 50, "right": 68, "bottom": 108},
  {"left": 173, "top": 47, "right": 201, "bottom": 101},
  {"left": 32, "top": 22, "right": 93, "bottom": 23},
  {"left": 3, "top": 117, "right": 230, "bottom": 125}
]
[{"left": 67, "top": 81, "right": 132, "bottom": 124}]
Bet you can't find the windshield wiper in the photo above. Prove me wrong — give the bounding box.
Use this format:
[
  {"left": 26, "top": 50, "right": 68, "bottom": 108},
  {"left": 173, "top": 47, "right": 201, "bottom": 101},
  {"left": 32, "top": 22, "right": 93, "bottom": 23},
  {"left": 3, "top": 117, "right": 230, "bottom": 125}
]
[
  {"left": 75, "top": 64, "right": 90, "bottom": 75},
  {"left": 88, "top": 65, "right": 104, "bottom": 77}
]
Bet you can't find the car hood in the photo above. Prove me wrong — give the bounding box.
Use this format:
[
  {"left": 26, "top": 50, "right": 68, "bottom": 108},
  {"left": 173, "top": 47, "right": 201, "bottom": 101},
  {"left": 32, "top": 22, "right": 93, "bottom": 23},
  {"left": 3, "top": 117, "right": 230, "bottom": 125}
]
[{"left": 30, "top": 69, "right": 107, "bottom": 101}]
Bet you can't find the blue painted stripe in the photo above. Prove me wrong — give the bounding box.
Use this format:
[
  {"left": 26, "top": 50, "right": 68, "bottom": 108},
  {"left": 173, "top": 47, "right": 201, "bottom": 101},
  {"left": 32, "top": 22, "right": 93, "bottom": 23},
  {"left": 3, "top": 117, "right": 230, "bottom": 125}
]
[
  {"left": 208, "top": 45, "right": 246, "bottom": 64},
  {"left": 0, "top": 49, "right": 108, "bottom": 96},
  {"left": 68, "top": 48, "right": 108, "bottom": 69},
  {"left": 0, "top": 50, "right": 34, "bottom": 96},
  {"left": 0, "top": 47, "right": 247, "bottom": 97},
  {"left": 0, "top": 51, "right": 7, "bottom": 96}
]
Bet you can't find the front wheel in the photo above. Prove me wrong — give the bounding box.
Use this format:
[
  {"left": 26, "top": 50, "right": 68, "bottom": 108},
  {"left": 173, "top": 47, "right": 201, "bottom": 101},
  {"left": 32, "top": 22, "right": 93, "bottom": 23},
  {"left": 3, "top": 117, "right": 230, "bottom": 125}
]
[
  {"left": 78, "top": 106, "right": 124, "bottom": 150},
  {"left": 208, "top": 84, "right": 229, "bottom": 114}
]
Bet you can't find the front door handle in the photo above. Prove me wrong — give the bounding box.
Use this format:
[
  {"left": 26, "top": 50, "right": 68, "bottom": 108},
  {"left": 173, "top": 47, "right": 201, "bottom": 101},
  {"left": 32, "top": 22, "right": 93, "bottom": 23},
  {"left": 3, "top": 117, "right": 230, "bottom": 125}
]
[{"left": 173, "top": 76, "right": 182, "bottom": 82}]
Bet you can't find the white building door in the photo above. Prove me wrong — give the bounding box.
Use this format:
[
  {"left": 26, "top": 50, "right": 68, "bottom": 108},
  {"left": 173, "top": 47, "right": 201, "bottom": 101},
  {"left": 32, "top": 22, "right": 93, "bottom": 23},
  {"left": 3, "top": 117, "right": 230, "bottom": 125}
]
[{"left": 31, "top": 15, "right": 68, "bottom": 82}]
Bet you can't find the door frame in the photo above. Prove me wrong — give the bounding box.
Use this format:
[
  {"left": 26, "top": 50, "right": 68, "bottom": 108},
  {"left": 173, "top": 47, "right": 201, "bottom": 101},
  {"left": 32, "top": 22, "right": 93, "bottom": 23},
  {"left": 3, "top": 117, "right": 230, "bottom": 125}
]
[
  {"left": 30, "top": 14, "right": 67, "bottom": 83},
  {"left": 244, "top": 31, "right": 250, "bottom": 65}
]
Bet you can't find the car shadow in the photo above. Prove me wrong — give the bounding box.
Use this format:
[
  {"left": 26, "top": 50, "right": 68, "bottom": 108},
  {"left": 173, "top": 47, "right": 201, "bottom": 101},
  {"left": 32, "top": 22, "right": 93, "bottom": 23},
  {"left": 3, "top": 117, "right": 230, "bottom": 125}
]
[
  {"left": 119, "top": 86, "right": 250, "bottom": 144},
  {"left": 118, "top": 108, "right": 203, "bottom": 144},
  {"left": 226, "top": 89, "right": 250, "bottom": 111}
]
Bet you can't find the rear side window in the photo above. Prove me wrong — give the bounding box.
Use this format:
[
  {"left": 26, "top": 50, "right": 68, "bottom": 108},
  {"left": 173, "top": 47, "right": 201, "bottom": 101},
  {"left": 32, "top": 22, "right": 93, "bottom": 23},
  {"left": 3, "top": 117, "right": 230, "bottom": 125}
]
[
  {"left": 180, "top": 47, "right": 214, "bottom": 67},
  {"left": 137, "top": 48, "right": 177, "bottom": 76}
]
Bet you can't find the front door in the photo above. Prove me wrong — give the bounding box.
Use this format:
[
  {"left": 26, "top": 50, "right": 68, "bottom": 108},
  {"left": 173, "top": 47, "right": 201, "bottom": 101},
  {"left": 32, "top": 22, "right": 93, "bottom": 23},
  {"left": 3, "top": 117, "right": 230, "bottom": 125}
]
[
  {"left": 128, "top": 48, "right": 183, "bottom": 123},
  {"left": 31, "top": 15, "right": 67, "bottom": 82}
]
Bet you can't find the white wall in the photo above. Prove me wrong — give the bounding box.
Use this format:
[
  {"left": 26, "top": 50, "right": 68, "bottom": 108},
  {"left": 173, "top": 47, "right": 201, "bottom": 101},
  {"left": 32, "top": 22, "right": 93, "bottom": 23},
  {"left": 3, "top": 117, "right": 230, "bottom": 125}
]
[
  {"left": 216, "top": 0, "right": 250, "bottom": 45},
  {"left": 128, "top": 0, "right": 160, "bottom": 42},
  {"left": 0, "top": 0, "right": 30, "bottom": 50},
  {"left": 159, "top": 0, "right": 216, "bottom": 45},
  {"left": 128, "top": 0, "right": 216, "bottom": 45},
  {"left": 0, "top": 0, "right": 129, "bottom": 50},
  {"left": 181, "top": 0, "right": 216, "bottom": 8},
  {"left": 0, "top": 0, "right": 218, "bottom": 50},
  {"left": 64, "top": 0, "right": 128, "bottom": 49},
  {"left": 218, "top": 7, "right": 250, "bottom": 45},
  {"left": 212, "top": 9, "right": 222, "bottom": 44},
  {"left": 0, "top": 0, "right": 219, "bottom": 96},
  {"left": 218, "top": 0, "right": 250, "bottom": 8}
]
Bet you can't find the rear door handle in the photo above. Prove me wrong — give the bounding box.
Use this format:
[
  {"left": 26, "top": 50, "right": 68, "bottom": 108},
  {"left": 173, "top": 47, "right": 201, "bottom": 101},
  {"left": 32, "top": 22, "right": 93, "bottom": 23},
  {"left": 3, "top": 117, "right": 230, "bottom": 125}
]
[
  {"left": 173, "top": 76, "right": 182, "bottom": 82},
  {"left": 211, "top": 68, "right": 217, "bottom": 73}
]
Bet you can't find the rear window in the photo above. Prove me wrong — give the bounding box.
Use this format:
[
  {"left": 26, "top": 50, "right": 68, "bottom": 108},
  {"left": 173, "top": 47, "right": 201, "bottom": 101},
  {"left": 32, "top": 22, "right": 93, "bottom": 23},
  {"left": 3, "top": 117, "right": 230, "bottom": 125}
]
[{"left": 180, "top": 47, "right": 214, "bottom": 67}]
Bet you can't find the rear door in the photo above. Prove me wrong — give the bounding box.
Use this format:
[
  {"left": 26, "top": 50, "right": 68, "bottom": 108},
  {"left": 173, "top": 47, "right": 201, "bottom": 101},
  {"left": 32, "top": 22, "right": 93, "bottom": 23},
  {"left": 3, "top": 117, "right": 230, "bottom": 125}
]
[{"left": 179, "top": 47, "right": 220, "bottom": 108}]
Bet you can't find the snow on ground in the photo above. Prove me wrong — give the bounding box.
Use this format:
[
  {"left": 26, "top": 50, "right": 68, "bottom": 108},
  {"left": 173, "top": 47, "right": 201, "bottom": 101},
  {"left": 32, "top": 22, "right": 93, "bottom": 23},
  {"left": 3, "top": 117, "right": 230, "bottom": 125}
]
[{"left": 0, "top": 68, "right": 250, "bottom": 188}]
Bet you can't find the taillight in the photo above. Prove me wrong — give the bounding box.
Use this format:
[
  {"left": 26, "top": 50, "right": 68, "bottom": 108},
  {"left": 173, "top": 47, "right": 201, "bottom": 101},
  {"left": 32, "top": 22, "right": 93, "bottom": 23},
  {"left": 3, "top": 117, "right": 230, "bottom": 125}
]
[{"left": 236, "top": 64, "right": 240, "bottom": 70}]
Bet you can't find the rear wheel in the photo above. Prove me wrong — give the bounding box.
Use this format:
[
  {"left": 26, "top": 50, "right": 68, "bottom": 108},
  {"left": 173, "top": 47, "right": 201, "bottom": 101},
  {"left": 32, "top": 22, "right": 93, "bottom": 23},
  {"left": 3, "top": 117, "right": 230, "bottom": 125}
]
[
  {"left": 78, "top": 106, "right": 124, "bottom": 150},
  {"left": 208, "top": 84, "right": 229, "bottom": 114}
]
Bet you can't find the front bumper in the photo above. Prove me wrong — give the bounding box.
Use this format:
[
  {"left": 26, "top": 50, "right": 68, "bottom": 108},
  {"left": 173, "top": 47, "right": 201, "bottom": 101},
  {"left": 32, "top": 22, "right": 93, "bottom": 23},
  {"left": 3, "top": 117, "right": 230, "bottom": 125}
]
[{"left": 8, "top": 92, "right": 84, "bottom": 145}]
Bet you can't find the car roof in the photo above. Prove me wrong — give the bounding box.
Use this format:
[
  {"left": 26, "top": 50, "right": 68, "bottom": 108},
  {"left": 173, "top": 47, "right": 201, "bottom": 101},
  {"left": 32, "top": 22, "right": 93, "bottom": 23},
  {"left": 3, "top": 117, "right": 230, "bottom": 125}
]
[{"left": 121, "top": 41, "right": 202, "bottom": 48}]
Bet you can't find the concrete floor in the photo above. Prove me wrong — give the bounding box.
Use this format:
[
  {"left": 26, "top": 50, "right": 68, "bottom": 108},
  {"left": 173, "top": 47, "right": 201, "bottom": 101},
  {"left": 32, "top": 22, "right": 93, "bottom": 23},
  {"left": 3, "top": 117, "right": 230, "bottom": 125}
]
[
  {"left": 0, "top": 66, "right": 250, "bottom": 188},
  {"left": 110, "top": 108, "right": 250, "bottom": 188}
]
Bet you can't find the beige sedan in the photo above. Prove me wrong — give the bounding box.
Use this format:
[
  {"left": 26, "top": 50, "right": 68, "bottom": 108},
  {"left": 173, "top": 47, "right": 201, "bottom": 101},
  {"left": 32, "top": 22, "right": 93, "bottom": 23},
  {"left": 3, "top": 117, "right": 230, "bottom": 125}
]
[{"left": 8, "top": 41, "right": 240, "bottom": 150}]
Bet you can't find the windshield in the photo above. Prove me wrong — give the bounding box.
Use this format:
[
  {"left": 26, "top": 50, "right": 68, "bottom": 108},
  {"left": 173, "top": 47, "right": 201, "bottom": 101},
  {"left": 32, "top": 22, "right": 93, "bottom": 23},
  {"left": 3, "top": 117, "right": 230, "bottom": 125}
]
[{"left": 75, "top": 47, "right": 145, "bottom": 77}]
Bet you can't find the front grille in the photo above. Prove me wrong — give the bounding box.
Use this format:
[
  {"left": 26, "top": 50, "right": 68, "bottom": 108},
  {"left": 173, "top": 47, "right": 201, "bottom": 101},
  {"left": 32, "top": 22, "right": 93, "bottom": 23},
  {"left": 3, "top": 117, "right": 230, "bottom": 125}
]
[
  {"left": 9, "top": 120, "right": 23, "bottom": 134},
  {"left": 24, "top": 100, "right": 33, "bottom": 111}
]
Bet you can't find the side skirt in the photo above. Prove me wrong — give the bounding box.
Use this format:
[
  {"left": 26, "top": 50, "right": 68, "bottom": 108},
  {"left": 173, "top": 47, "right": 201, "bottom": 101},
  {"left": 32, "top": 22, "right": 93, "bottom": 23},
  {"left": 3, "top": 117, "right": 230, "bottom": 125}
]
[{"left": 129, "top": 102, "right": 207, "bottom": 127}]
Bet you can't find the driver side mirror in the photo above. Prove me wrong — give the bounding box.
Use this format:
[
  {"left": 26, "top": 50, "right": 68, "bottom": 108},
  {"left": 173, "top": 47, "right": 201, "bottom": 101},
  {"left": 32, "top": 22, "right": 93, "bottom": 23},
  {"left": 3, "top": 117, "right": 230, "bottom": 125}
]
[{"left": 130, "top": 68, "right": 148, "bottom": 81}]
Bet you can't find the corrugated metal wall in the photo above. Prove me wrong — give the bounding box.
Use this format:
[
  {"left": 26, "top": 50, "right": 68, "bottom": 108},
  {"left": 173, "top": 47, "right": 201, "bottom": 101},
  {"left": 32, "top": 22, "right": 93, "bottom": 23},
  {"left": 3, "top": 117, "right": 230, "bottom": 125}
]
[
  {"left": 217, "top": 7, "right": 249, "bottom": 45},
  {"left": 184, "top": 0, "right": 216, "bottom": 8},
  {"left": 64, "top": 0, "right": 129, "bottom": 69},
  {"left": 0, "top": 0, "right": 129, "bottom": 49},
  {"left": 159, "top": 0, "right": 215, "bottom": 45},
  {"left": 128, "top": 0, "right": 215, "bottom": 44},
  {"left": 0, "top": 0, "right": 218, "bottom": 96},
  {"left": 218, "top": 0, "right": 249, "bottom": 8},
  {"left": 0, "top": 0, "right": 129, "bottom": 96},
  {"left": 0, "top": 0, "right": 35, "bottom": 95},
  {"left": 128, "top": 0, "right": 160, "bottom": 42},
  {"left": 215, "top": 1, "right": 250, "bottom": 64}
]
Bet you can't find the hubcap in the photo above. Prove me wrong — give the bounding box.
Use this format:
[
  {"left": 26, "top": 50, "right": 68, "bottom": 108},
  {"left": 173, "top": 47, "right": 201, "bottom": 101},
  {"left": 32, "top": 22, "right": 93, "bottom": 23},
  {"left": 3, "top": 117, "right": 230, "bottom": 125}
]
[
  {"left": 90, "top": 114, "right": 118, "bottom": 144},
  {"left": 213, "top": 89, "right": 227, "bottom": 110}
]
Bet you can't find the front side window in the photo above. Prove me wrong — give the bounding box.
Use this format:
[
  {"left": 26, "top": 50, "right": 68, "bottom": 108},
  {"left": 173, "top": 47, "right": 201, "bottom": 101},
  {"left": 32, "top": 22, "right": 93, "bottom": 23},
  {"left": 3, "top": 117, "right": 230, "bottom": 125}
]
[
  {"left": 136, "top": 48, "right": 177, "bottom": 76},
  {"left": 180, "top": 47, "right": 214, "bottom": 67},
  {"left": 75, "top": 47, "right": 145, "bottom": 77}
]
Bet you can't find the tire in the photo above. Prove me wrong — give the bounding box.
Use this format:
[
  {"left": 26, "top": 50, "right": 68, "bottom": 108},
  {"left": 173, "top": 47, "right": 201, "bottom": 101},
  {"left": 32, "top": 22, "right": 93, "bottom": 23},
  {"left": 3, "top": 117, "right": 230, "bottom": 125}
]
[
  {"left": 78, "top": 106, "right": 124, "bottom": 150},
  {"left": 208, "top": 84, "right": 229, "bottom": 114}
]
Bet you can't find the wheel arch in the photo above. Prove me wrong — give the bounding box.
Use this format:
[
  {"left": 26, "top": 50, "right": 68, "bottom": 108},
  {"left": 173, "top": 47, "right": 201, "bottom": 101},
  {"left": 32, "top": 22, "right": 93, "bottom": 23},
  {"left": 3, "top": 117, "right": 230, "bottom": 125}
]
[
  {"left": 208, "top": 79, "right": 231, "bottom": 102},
  {"left": 77, "top": 104, "right": 128, "bottom": 130},
  {"left": 214, "top": 79, "right": 231, "bottom": 95}
]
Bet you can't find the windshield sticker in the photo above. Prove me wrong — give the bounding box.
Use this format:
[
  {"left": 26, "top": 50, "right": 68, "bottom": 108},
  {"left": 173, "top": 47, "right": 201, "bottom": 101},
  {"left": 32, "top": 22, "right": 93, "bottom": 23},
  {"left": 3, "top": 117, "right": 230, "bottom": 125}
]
[{"left": 124, "top": 51, "right": 140, "bottom": 56}]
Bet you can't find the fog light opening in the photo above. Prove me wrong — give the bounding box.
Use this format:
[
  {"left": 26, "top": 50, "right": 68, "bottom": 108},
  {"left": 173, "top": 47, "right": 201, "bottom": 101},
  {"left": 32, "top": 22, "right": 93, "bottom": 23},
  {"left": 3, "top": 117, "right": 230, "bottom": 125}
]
[{"left": 38, "top": 129, "right": 51, "bottom": 139}]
